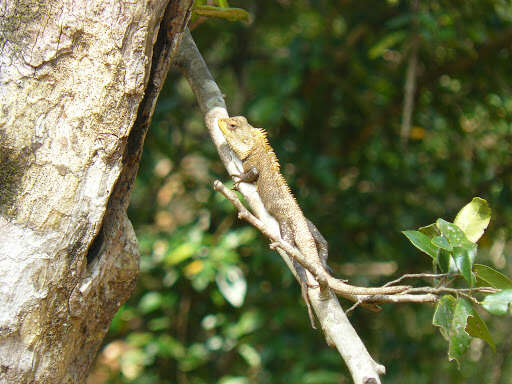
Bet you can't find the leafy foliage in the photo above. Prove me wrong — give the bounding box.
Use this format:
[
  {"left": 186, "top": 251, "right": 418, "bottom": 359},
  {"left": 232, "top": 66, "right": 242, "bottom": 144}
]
[
  {"left": 403, "top": 198, "right": 511, "bottom": 365},
  {"left": 90, "top": 1, "right": 512, "bottom": 383}
]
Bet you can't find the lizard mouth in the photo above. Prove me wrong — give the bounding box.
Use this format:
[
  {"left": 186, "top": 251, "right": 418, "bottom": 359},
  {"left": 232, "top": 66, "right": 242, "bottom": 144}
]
[{"left": 218, "top": 118, "right": 228, "bottom": 135}]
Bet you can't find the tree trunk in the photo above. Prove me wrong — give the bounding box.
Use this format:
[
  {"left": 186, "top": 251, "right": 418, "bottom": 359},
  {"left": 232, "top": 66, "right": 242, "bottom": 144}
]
[{"left": 0, "top": 0, "right": 192, "bottom": 382}]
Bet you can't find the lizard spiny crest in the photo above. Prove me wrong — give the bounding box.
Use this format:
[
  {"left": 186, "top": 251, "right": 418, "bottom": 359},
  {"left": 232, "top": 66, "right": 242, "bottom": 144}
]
[{"left": 254, "top": 128, "right": 282, "bottom": 174}]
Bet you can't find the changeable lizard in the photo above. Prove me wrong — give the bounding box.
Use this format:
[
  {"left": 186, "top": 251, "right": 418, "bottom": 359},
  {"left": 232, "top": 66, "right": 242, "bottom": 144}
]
[{"left": 217, "top": 116, "right": 406, "bottom": 327}]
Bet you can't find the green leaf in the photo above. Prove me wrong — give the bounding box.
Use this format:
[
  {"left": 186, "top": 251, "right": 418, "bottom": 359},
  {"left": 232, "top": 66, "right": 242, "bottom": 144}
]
[
  {"left": 193, "top": 5, "right": 249, "bottom": 22},
  {"left": 179, "top": 343, "right": 209, "bottom": 371},
  {"left": 148, "top": 317, "right": 172, "bottom": 331},
  {"left": 224, "top": 311, "right": 263, "bottom": 339},
  {"left": 449, "top": 298, "right": 473, "bottom": 367},
  {"left": 453, "top": 247, "right": 474, "bottom": 287},
  {"left": 473, "top": 264, "right": 512, "bottom": 289},
  {"left": 237, "top": 344, "right": 261, "bottom": 367},
  {"left": 433, "top": 296, "right": 473, "bottom": 368},
  {"left": 418, "top": 223, "right": 439, "bottom": 238},
  {"left": 454, "top": 197, "right": 491, "bottom": 243},
  {"left": 139, "top": 292, "right": 163, "bottom": 314},
  {"left": 402, "top": 230, "right": 439, "bottom": 259},
  {"left": 165, "top": 243, "right": 198, "bottom": 265},
  {"left": 482, "top": 290, "right": 512, "bottom": 316},
  {"left": 216, "top": 265, "right": 247, "bottom": 308},
  {"left": 368, "top": 31, "right": 406, "bottom": 59},
  {"left": 436, "top": 219, "right": 476, "bottom": 250},
  {"left": 157, "top": 335, "right": 186, "bottom": 359},
  {"left": 466, "top": 311, "right": 496, "bottom": 352},
  {"left": 437, "top": 249, "right": 456, "bottom": 273},
  {"left": 433, "top": 295, "right": 457, "bottom": 341},
  {"left": 467, "top": 246, "right": 477, "bottom": 264},
  {"left": 432, "top": 235, "right": 453, "bottom": 251}
]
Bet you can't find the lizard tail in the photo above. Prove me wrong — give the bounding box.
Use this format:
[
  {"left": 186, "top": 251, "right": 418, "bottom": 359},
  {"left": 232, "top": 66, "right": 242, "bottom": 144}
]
[{"left": 326, "top": 275, "right": 409, "bottom": 295}]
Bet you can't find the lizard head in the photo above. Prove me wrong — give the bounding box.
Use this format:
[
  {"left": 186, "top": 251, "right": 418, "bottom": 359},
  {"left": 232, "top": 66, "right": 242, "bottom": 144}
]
[{"left": 218, "top": 116, "right": 263, "bottom": 160}]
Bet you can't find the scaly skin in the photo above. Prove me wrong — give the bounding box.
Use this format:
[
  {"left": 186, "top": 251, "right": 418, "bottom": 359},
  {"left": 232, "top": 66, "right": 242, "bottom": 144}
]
[
  {"left": 218, "top": 116, "right": 330, "bottom": 327},
  {"left": 217, "top": 116, "right": 410, "bottom": 324}
]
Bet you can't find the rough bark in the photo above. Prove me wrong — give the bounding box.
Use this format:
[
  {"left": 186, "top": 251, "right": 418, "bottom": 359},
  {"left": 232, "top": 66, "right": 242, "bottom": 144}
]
[{"left": 0, "top": 0, "right": 192, "bottom": 383}]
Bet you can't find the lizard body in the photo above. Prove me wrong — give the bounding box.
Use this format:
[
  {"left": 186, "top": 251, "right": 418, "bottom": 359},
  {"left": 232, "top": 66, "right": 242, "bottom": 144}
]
[{"left": 218, "top": 116, "right": 330, "bottom": 327}]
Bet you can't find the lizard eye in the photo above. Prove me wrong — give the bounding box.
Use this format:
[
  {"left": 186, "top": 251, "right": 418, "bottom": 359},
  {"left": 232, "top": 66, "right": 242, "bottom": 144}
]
[{"left": 229, "top": 123, "right": 237, "bottom": 130}]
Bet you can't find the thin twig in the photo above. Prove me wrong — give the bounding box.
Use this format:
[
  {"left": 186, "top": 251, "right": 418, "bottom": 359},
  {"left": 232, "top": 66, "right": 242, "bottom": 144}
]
[
  {"left": 383, "top": 273, "right": 450, "bottom": 287},
  {"left": 405, "top": 286, "right": 499, "bottom": 295},
  {"left": 355, "top": 293, "right": 439, "bottom": 304},
  {"left": 459, "top": 292, "right": 480, "bottom": 305},
  {"left": 345, "top": 300, "right": 363, "bottom": 315}
]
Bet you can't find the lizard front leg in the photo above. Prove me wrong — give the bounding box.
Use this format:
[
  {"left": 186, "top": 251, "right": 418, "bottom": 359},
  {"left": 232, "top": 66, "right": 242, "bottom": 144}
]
[{"left": 232, "top": 166, "right": 259, "bottom": 189}]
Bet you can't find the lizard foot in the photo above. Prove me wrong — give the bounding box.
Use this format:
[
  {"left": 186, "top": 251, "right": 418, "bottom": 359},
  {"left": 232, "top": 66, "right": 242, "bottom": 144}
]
[
  {"left": 231, "top": 167, "right": 259, "bottom": 190},
  {"left": 231, "top": 174, "right": 242, "bottom": 190}
]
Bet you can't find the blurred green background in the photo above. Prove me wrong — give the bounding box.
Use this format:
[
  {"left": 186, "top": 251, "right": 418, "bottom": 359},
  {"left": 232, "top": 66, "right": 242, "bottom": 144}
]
[{"left": 88, "top": 1, "right": 512, "bottom": 383}]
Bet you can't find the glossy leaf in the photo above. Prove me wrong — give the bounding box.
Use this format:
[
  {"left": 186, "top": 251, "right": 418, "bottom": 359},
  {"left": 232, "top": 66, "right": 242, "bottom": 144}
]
[
  {"left": 437, "top": 249, "right": 456, "bottom": 273},
  {"left": 433, "top": 296, "right": 473, "bottom": 367},
  {"left": 466, "top": 312, "right": 495, "bottom": 352},
  {"left": 449, "top": 298, "right": 473, "bottom": 367},
  {"left": 418, "top": 223, "right": 439, "bottom": 238},
  {"left": 432, "top": 235, "right": 452, "bottom": 251},
  {"left": 433, "top": 295, "right": 456, "bottom": 341},
  {"left": 453, "top": 247, "right": 474, "bottom": 287},
  {"left": 436, "top": 219, "right": 476, "bottom": 250},
  {"left": 473, "top": 264, "right": 512, "bottom": 289},
  {"left": 402, "top": 230, "right": 439, "bottom": 258},
  {"left": 454, "top": 198, "right": 491, "bottom": 242},
  {"left": 482, "top": 290, "right": 512, "bottom": 316}
]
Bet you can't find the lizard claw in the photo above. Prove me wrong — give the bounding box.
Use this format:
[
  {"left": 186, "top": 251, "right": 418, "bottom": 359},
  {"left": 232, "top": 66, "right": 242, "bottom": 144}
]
[{"left": 231, "top": 174, "right": 242, "bottom": 190}]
